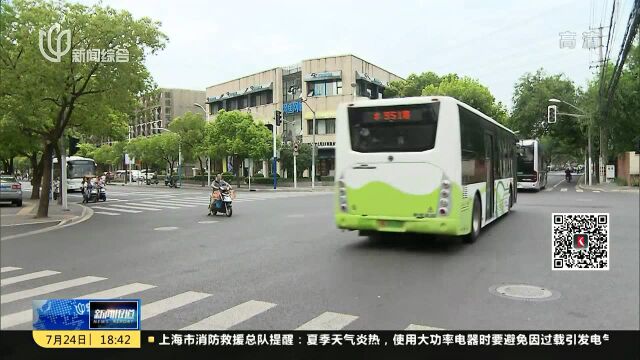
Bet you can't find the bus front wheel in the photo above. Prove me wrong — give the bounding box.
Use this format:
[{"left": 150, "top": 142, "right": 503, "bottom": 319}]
[{"left": 463, "top": 196, "right": 482, "bottom": 244}]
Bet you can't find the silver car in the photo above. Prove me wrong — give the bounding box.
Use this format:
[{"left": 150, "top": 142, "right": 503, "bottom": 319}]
[{"left": 0, "top": 175, "right": 23, "bottom": 207}]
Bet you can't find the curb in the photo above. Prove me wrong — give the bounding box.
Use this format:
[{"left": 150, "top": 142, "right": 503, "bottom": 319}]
[
  {"left": 577, "top": 181, "right": 639, "bottom": 193},
  {"left": 0, "top": 203, "right": 94, "bottom": 241}
]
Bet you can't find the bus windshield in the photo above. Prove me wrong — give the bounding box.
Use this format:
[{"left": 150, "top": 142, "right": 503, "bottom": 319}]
[
  {"left": 348, "top": 103, "right": 439, "bottom": 153},
  {"left": 68, "top": 160, "right": 97, "bottom": 179},
  {"left": 517, "top": 145, "right": 534, "bottom": 175}
]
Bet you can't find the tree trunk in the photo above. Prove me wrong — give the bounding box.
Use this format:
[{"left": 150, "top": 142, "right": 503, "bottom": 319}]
[
  {"left": 8, "top": 157, "right": 14, "bottom": 175},
  {"left": 30, "top": 153, "right": 43, "bottom": 200},
  {"left": 36, "top": 143, "right": 54, "bottom": 218},
  {"left": 198, "top": 157, "right": 205, "bottom": 187}
]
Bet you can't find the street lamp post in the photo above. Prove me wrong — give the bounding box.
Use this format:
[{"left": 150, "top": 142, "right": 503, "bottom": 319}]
[
  {"left": 300, "top": 97, "right": 316, "bottom": 190},
  {"left": 549, "top": 98, "right": 592, "bottom": 186},
  {"left": 194, "top": 103, "right": 211, "bottom": 187}
]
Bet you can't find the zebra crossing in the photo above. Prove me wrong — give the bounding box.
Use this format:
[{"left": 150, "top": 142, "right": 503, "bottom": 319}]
[
  {"left": 0, "top": 265, "right": 443, "bottom": 330},
  {"left": 544, "top": 187, "right": 601, "bottom": 193},
  {"left": 86, "top": 192, "right": 326, "bottom": 216}
]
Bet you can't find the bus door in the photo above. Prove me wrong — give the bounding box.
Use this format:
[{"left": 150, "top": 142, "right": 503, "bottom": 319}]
[{"left": 484, "top": 132, "right": 495, "bottom": 220}]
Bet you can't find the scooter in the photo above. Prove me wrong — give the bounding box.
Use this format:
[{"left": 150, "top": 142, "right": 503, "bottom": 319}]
[
  {"left": 565, "top": 173, "right": 572, "bottom": 183},
  {"left": 98, "top": 183, "right": 107, "bottom": 201},
  {"left": 208, "top": 185, "right": 233, "bottom": 217}
]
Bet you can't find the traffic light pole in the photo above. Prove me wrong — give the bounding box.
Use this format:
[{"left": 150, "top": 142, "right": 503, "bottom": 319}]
[{"left": 272, "top": 113, "right": 277, "bottom": 190}]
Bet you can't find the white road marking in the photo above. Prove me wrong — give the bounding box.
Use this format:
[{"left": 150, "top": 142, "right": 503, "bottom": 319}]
[
  {"left": 142, "top": 200, "right": 196, "bottom": 207},
  {"left": 593, "top": 190, "right": 601, "bottom": 193},
  {"left": 0, "top": 267, "right": 22, "bottom": 273},
  {"left": 197, "top": 220, "right": 219, "bottom": 224},
  {"left": 153, "top": 227, "right": 178, "bottom": 231},
  {"left": 0, "top": 283, "right": 155, "bottom": 329},
  {"left": 576, "top": 189, "right": 584, "bottom": 192},
  {"left": 296, "top": 312, "right": 359, "bottom": 330},
  {"left": 92, "top": 206, "right": 140, "bottom": 213},
  {"left": 1, "top": 270, "right": 60, "bottom": 287},
  {"left": 560, "top": 188, "right": 568, "bottom": 192},
  {"left": 137, "top": 202, "right": 181, "bottom": 209},
  {"left": 137, "top": 201, "right": 192, "bottom": 208},
  {"left": 405, "top": 324, "right": 445, "bottom": 330},
  {"left": 108, "top": 204, "right": 162, "bottom": 211},
  {"left": 0, "top": 276, "right": 107, "bottom": 304},
  {"left": 93, "top": 211, "right": 120, "bottom": 216},
  {"left": 142, "top": 291, "right": 211, "bottom": 321},
  {"left": 182, "top": 300, "right": 276, "bottom": 330}
]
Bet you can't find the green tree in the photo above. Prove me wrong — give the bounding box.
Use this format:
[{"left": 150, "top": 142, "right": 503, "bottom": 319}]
[
  {"left": 279, "top": 143, "right": 312, "bottom": 179},
  {"left": 75, "top": 143, "right": 97, "bottom": 158},
  {"left": 205, "top": 110, "right": 272, "bottom": 186},
  {"left": 384, "top": 72, "right": 441, "bottom": 98},
  {"left": 0, "top": 0, "right": 167, "bottom": 217},
  {"left": 423, "top": 76, "right": 508, "bottom": 123},
  {"left": 168, "top": 112, "right": 207, "bottom": 185},
  {"left": 509, "top": 69, "right": 584, "bottom": 163}
]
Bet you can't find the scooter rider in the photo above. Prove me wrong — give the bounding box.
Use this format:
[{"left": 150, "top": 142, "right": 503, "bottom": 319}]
[
  {"left": 211, "top": 174, "right": 230, "bottom": 190},
  {"left": 210, "top": 174, "right": 231, "bottom": 210},
  {"left": 565, "top": 167, "right": 572, "bottom": 182}
]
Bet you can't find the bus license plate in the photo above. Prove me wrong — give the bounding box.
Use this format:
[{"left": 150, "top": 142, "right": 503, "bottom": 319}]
[{"left": 378, "top": 220, "right": 402, "bottom": 228}]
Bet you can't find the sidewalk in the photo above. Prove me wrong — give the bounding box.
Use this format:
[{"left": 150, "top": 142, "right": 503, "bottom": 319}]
[
  {"left": 577, "top": 179, "right": 639, "bottom": 193},
  {"left": 0, "top": 199, "right": 93, "bottom": 241},
  {"left": 113, "top": 180, "right": 335, "bottom": 192}
]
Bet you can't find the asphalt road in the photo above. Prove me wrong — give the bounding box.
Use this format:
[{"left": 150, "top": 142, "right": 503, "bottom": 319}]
[{"left": 1, "top": 174, "right": 638, "bottom": 330}]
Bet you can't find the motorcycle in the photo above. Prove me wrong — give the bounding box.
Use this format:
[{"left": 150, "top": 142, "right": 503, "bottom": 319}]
[
  {"left": 97, "top": 183, "right": 107, "bottom": 202},
  {"left": 208, "top": 185, "right": 234, "bottom": 217},
  {"left": 565, "top": 172, "right": 572, "bottom": 183},
  {"left": 165, "top": 176, "right": 179, "bottom": 188}
]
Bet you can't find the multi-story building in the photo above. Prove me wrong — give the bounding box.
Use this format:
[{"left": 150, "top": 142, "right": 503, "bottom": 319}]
[
  {"left": 205, "top": 54, "right": 403, "bottom": 178},
  {"left": 131, "top": 88, "right": 206, "bottom": 138}
]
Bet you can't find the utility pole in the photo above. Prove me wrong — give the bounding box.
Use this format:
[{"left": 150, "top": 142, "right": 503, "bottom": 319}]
[{"left": 597, "top": 26, "right": 606, "bottom": 184}]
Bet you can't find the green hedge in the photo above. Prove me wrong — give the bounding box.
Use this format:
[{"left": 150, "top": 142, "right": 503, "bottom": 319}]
[{"left": 320, "top": 176, "right": 334, "bottom": 182}]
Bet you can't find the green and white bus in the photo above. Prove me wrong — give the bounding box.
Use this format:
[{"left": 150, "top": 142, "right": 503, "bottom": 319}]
[{"left": 335, "top": 96, "right": 518, "bottom": 243}]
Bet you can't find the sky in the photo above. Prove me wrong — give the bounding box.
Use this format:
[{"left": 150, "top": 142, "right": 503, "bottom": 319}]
[{"left": 77, "top": 0, "right": 633, "bottom": 110}]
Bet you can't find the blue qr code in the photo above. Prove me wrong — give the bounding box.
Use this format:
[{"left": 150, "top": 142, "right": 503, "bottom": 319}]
[{"left": 552, "top": 213, "right": 609, "bottom": 270}]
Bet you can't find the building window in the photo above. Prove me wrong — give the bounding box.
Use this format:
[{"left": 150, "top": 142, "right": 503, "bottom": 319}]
[
  {"left": 307, "top": 118, "right": 336, "bottom": 135},
  {"left": 227, "top": 99, "right": 237, "bottom": 110},
  {"left": 165, "top": 99, "right": 171, "bottom": 106},
  {"left": 165, "top": 114, "right": 171, "bottom": 123},
  {"left": 164, "top": 92, "right": 171, "bottom": 98},
  {"left": 239, "top": 96, "right": 247, "bottom": 109},
  {"left": 249, "top": 94, "right": 257, "bottom": 107},
  {"left": 307, "top": 80, "right": 342, "bottom": 97}
]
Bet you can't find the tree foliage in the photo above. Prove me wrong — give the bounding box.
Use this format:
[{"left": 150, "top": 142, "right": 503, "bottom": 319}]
[
  {"left": 384, "top": 71, "right": 507, "bottom": 123},
  {"left": 0, "top": 0, "right": 167, "bottom": 216},
  {"left": 279, "top": 143, "right": 312, "bottom": 178}
]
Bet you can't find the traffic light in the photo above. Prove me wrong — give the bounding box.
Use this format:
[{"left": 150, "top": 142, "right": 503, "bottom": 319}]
[
  {"left": 275, "top": 110, "right": 282, "bottom": 126},
  {"left": 293, "top": 142, "right": 299, "bottom": 155},
  {"left": 68, "top": 136, "right": 80, "bottom": 156},
  {"left": 547, "top": 105, "right": 557, "bottom": 124}
]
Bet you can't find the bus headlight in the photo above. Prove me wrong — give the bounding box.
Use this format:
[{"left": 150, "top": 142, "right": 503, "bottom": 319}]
[
  {"left": 440, "top": 189, "right": 450, "bottom": 198},
  {"left": 439, "top": 198, "right": 449, "bottom": 207},
  {"left": 442, "top": 179, "right": 450, "bottom": 189},
  {"left": 439, "top": 207, "right": 448, "bottom": 216}
]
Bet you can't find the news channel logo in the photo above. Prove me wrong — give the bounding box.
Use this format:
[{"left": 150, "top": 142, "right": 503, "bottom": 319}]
[{"left": 33, "top": 299, "right": 140, "bottom": 330}]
